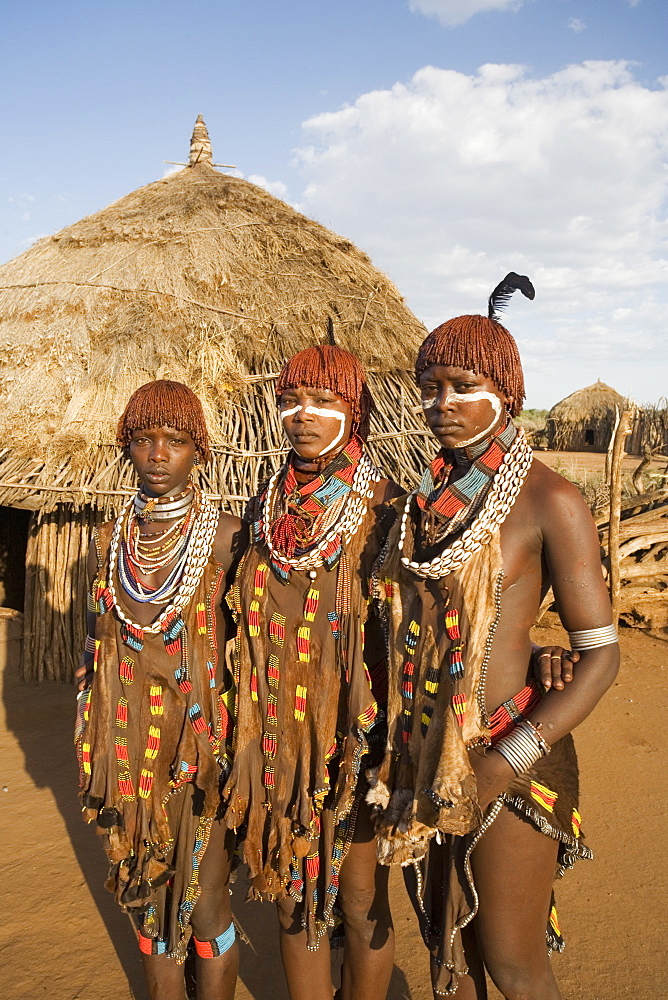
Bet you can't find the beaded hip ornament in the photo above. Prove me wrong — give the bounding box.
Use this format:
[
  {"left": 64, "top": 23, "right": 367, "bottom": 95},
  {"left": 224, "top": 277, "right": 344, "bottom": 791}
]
[{"left": 399, "top": 428, "right": 533, "bottom": 579}]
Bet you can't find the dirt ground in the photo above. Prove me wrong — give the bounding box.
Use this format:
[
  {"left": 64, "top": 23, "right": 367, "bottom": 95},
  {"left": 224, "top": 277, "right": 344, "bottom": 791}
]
[
  {"left": 534, "top": 449, "right": 667, "bottom": 484},
  {"left": 1, "top": 612, "right": 667, "bottom": 1000}
]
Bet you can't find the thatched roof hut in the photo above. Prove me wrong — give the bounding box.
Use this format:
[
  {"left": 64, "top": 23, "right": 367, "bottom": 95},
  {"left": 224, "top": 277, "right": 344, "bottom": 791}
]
[
  {"left": 546, "top": 380, "right": 627, "bottom": 452},
  {"left": 0, "top": 117, "right": 428, "bottom": 681}
]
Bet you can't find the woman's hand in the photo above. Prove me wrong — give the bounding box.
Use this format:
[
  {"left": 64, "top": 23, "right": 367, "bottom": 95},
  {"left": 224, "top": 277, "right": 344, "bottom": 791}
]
[
  {"left": 75, "top": 662, "right": 93, "bottom": 692},
  {"left": 531, "top": 644, "right": 580, "bottom": 691}
]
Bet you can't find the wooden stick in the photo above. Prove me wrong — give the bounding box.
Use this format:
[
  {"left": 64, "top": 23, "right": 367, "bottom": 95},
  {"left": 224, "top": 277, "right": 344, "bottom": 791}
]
[
  {"left": 0, "top": 480, "right": 248, "bottom": 502},
  {"left": 0, "top": 280, "right": 257, "bottom": 321},
  {"left": 534, "top": 587, "right": 554, "bottom": 625},
  {"left": 618, "top": 531, "right": 668, "bottom": 560},
  {"left": 605, "top": 407, "right": 621, "bottom": 483},
  {"left": 608, "top": 408, "right": 634, "bottom": 623},
  {"left": 21, "top": 514, "right": 38, "bottom": 682},
  {"left": 618, "top": 561, "right": 668, "bottom": 581}
]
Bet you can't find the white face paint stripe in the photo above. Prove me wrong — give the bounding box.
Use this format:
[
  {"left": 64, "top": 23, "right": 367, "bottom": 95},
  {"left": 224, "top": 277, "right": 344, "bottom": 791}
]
[
  {"left": 279, "top": 403, "right": 347, "bottom": 456},
  {"left": 452, "top": 391, "right": 503, "bottom": 447},
  {"left": 420, "top": 389, "right": 503, "bottom": 447},
  {"left": 280, "top": 404, "right": 302, "bottom": 418},
  {"left": 304, "top": 406, "right": 346, "bottom": 455}
]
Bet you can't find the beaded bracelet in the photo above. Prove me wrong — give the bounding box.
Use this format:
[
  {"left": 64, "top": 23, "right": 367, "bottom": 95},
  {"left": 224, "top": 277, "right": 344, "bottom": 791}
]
[
  {"left": 493, "top": 719, "right": 551, "bottom": 776},
  {"left": 522, "top": 718, "right": 551, "bottom": 757},
  {"left": 567, "top": 624, "right": 618, "bottom": 651}
]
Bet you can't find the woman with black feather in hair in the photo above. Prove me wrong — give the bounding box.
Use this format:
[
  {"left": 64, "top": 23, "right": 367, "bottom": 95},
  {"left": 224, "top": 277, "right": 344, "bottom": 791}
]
[{"left": 368, "top": 276, "right": 618, "bottom": 999}]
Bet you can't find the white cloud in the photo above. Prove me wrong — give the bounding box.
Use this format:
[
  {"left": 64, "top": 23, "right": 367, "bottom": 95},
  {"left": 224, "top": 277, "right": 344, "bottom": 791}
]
[
  {"left": 409, "top": 0, "right": 525, "bottom": 28},
  {"left": 568, "top": 17, "right": 586, "bottom": 33},
  {"left": 246, "top": 174, "right": 289, "bottom": 201},
  {"left": 294, "top": 61, "right": 668, "bottom": 407}
]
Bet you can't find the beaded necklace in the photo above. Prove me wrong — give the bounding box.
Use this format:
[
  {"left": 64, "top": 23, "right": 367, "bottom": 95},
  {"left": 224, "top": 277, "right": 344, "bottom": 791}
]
[
  {"left": 135, "top": 486, "right": 194, "bottom": 522},
  {"left": 255, "top": 435, "right": 383, "bottom": 580},
  {"left": 416, "top": 418, "right": 518, "bottom": 546},
  {"left": 398, "top": 427, "right": 533, "bottom": 579},
  {"left": 107, "top": 483, "right": 219, "bottom": 634},
  {"left": 130, "top": 517, "right": 190, "bottom": 559},
  {"left": 123, "top": 495, "right": 197, "bottom": 584}
]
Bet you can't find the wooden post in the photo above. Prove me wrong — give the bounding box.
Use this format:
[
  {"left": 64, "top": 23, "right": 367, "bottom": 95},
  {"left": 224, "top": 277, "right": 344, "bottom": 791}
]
[
  {"left": 608, "top": 408, "right": 634, "bottom": 623},
  {"left": 631, "top": 444, "right": 653, "bottom": 495},
  {"left": 605, "top": 407, "right": 620, "bottom": 483}
]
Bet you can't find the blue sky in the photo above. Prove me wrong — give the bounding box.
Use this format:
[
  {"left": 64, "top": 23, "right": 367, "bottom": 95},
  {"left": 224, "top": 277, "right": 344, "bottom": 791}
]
[{"left": 1, "top": 0, "right": 667, "bottom": 408}]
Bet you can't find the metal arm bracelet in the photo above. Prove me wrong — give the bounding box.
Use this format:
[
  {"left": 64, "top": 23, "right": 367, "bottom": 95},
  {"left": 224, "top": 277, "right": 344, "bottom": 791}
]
[{"left": 567, "top": 624, "right": 618, "bottom": 651}]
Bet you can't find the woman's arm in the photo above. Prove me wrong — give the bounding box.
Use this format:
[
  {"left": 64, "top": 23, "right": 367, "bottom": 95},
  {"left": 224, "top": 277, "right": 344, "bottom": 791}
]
[
  {"left": 474, "top": 476, "right": 619, "bottom": 809},
  {"left": 74, "top": 540, "right": 99, "bottom": 691}
]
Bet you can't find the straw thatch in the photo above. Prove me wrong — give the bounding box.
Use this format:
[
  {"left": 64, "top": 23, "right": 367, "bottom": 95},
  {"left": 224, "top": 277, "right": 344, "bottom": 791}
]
[
  {"left": 546, "top": 380, "right": 627, "bottom": 452},
  {"left": 0, "top": 117, "right": 431, "bottom": 681},
  {"left": 626, "top": 400, "right": 668, "bottom": 458}
]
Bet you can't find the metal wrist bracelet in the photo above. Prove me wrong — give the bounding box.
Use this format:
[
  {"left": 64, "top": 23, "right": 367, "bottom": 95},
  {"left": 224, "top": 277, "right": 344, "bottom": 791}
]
[
  {"left": 493, "top": 720, "right": 550, "bottom": 776},
  {"left": 567, "top": 624, "right": 618, "bottom": 650}
]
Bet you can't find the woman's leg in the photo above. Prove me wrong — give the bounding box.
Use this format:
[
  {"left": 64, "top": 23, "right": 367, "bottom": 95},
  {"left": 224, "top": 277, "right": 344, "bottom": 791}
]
[
  {"left": 429, "top": 921, "right": 487, "bottom": 1000},
  {"left": 337, "top": 800, "right": 394, "bottom": 1000},
  {"left": 140, "top": 952, "right": 187, "bottom": 1000},
  {"left": 189, "top": 817, "right": 239, "bottom": 1000},
  {"left": 276, "top": 895, "right": 333, "bottom": 1000},
  {"left": 461, "top": 805, "right": 562, "bottom": 1000}
]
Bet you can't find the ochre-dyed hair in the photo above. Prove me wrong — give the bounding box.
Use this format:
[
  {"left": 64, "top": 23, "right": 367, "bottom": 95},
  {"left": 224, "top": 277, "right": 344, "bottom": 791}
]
[
  {"left": 415, "top": 315, "right": 525, "bottom": 416},
  {"left": 275, "top": 345, "right": 374, "bottom": 440},
  {"left": 116, "top": 380, "right": 211, "bottom": 463}
]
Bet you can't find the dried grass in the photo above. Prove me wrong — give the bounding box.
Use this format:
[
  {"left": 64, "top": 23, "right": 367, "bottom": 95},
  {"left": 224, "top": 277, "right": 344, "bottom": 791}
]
[{"left": 0, "top": 160, "right": 430, "bottom": 511}]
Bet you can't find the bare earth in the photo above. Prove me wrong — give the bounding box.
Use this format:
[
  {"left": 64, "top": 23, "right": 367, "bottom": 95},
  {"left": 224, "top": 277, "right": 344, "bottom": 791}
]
[
  {"left": 1, "top": 613, "right": 667, "bottom": 1000},
  {"left": 534, "top": 449, "right": 667, "bottom": 482}
]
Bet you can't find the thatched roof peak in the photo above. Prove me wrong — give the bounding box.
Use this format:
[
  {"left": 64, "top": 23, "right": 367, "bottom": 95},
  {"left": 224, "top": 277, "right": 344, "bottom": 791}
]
[{"left": 190, "top": 114, "right": 212, "bottom": 166}]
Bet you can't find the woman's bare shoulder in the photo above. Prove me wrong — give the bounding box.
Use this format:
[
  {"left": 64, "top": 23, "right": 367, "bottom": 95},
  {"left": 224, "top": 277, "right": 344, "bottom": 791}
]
[{"left": 522, "top": 457, "right": 599, "bottom": 552}]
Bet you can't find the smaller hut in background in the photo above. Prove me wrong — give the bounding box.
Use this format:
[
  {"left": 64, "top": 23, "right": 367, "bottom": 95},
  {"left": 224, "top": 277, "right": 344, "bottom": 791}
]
[{"left": 546, "top": 380, "right": 627, "bottom": 452}]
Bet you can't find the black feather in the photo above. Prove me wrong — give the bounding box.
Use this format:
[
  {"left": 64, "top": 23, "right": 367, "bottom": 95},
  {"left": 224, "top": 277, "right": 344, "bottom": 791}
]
[
  {"left": 488, "top": 272, "right": 535, "bottom": 322},
  {"left": 326, "top": 316, "right": 336, "bottom": 346}
]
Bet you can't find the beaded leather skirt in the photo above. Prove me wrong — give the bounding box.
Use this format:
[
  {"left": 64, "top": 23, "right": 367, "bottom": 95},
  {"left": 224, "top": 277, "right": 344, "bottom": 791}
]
[
  {"left": 222, "top": 501, "right": 385, "bottom": 949},
  {"left": 404, "top": 731, "right": 592, "bottom": 996},
  {"left": 75, "top": 521, "right": 231, "bottom": 961}
]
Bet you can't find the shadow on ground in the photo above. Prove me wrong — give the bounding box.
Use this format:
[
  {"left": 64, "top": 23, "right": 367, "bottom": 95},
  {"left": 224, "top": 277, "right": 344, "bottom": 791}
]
[
  {"left": 3, "top": 648, "right": 411, "bottom": 1000},
  {"left": 1, "top": 654, "right": 148, "bottom": 998}
]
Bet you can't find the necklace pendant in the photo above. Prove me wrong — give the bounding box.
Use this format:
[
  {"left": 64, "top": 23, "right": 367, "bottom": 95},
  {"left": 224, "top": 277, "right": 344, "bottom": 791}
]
[
  {"left": 139, "top": 496, "right": 157, "bottom": 521},
  {"left": 121, "top": 622, "right": 144, "bottom": 651},
  {"left": 94, "top": 580, "right": 113, "bottom": 614}
]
